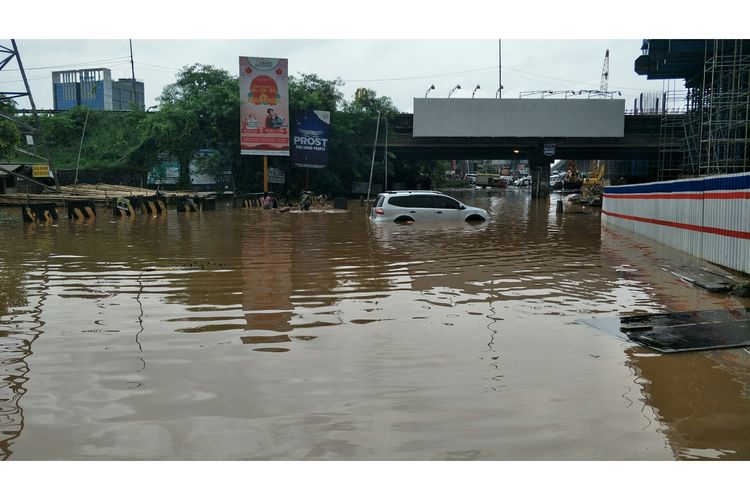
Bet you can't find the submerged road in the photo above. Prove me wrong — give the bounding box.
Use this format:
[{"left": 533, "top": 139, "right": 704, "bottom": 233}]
[{"left": 1, "top": 190, "right": 749, "bottom": 460}]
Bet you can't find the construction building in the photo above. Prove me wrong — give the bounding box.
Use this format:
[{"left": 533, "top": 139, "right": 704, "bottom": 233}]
[
  {"left": 52, "top": 68, "right": 144, "bottom": 111},
  {"left": 635, "top": 39, "right": 750, "bottom": 180}
]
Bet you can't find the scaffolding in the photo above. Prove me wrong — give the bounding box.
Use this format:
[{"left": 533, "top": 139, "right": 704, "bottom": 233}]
[
  {"left": 656, "top": 40, "right": 750, "bottom": 179},
  {"left": 658, "top": 112, "right": 689, "bottom": 180},
  {"left": 698, "top": 39, "right": 750, "bottom": 176}
]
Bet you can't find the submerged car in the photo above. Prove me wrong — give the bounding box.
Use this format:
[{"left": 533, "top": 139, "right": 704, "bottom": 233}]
[{"left": 370, "top": 191, "right": 489, "bottom": 224}]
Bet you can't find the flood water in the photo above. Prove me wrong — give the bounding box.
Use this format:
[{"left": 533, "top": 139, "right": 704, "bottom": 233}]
[{"left": 2, "top": 189, "right": 750, "bottom": 460}]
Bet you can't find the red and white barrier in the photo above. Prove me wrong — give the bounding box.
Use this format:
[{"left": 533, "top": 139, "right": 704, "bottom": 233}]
[{"left": 602, "top": 173, "right": 750, "bottom": 274}]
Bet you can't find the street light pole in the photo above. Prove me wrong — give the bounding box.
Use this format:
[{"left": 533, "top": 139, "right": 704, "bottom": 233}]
[
  {"left": 498, "top": 39, "right": 502, "bottom": 98},
  {"left": 425, "top": 84, "right": 435, "bottom": 98},
  {"left": 472, "top": 85, "right": 480, "bottom": 98},
  {"left": 448, "top": 85, "right": 461, "bottom": 98}
]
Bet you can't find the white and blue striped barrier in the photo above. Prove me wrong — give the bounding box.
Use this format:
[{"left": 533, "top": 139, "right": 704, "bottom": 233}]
[{"left": 602, "top": 173, "right": 750, "bottom": 274}]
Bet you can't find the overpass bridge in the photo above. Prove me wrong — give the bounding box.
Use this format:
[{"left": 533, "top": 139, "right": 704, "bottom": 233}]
[
  {"left": 379, "top": 113, "right": 665, "bottom": 161},
  {"left": 374, "top": 98, "right": 676, "bottom": 196}
]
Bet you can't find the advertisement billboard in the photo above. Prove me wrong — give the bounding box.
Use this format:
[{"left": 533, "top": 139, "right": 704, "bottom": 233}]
[
  {"left": 147, "top": 159, "right": 180, "bottom": 185},
  {"left": 239, "top": 57, "right": 289, "bottom": 156},
  {"left": 292, "top": 110, "right": 330, "bottom": 169}
]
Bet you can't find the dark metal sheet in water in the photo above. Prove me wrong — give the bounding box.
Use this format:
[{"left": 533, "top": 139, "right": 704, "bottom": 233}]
[
  {"left": 581, "top": 308, "right": 750, "bottom": 353},
  {"left": 627, "top": 319, "right": 750, "bottom": 353},
  {"left": 241, "top": 334, "right": 291, "bottom": 344}
]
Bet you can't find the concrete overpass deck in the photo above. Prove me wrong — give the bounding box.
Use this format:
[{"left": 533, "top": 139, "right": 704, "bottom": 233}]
[{"left": 378, "top": 113, "right": 666, "bottom": 162}]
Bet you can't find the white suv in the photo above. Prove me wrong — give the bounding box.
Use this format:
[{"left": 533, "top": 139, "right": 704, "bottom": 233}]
[{"left": 370, "top": 191, "right": 488, "bottom": 224}]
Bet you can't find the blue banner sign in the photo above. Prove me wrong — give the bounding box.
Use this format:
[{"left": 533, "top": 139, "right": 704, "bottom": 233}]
[{"left": 292, "top": 110, "right": 330, "bottom": 169}]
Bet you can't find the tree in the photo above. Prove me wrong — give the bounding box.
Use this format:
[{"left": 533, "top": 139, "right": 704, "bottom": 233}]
[
  {"left": 289, "top": 73, "right": 344, "bottom": 113},
  {"left": 132, "top": 64, "right": 239, "bottom": 188},
  {"left": 13, "top": 68, "right": 413, "bottom": 197},
  {"left": 0, "top": 99, "right": 21, "bottom": 159},
  {"left": 32, "top": 106, "right": 147, "bottom": 170},
  {"left": 332, "top": 88, "right": 400, "bottom": 195}
]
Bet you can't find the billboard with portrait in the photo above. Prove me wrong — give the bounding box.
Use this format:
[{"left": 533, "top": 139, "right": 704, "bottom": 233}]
[
  {"left": 292, "top": 110, "right": 330, "bottom": 169},
  {"left": 239, "top": 56, "right": 289, "bottom": 156}
]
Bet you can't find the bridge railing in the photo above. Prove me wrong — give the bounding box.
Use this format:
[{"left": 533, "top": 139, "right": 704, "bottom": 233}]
[{"left": 625, "top": 90, "right": 690, "bottom": 116}]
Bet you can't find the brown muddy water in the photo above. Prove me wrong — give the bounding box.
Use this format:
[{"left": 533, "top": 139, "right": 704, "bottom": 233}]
[{"left": 1, "top": 189, "right": 749, "bottom": 460}]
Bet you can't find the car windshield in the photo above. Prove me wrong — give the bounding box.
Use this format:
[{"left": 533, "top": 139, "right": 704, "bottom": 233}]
[{"left": 374, "top": 195, "right": 384, "bottom": 207}]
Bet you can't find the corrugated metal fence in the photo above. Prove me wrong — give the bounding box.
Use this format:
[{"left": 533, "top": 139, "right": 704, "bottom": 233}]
[{"left": 602, "top": 173, "right": 750, "bottom": 274}]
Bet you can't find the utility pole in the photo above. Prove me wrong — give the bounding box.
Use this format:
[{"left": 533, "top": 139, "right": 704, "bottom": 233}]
[{"left": 129, "top": 39, "right": 138, "bottom": 109}]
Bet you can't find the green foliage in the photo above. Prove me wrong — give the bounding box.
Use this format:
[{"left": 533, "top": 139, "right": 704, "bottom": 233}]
[
  {"left": 0, "top": 120, "right": 20, "bottom": 159},
  {"left": 0, "top": 99, "right": 21, "bottom": 159},
  {"left": 289, "top": 73, "right": 344, "bottom": 113},
  {"left": 15, "top": 66, "right": 434, "bottom": 197},
  {"left": 276, "top": 78, "right": 402, "bottom": 198},
  {"left": 31, "top": 106, "right": 147, "bottom": 170},
  {"left": 132, "top": 64, "right": 239, "bottom": 188}
]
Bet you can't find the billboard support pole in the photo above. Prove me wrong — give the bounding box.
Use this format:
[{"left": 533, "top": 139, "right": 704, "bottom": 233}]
[
  {"left": 305, "top": 169, "right": 309, "bottom": 191},
  {"left": 263, "top": 156, "right": 269, "bottom": 193}
]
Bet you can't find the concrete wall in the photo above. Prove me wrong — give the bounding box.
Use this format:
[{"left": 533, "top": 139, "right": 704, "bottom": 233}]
[
  {"left": 413, "top": 98, "right": 625, "bottom": 138},
  {"left": 602, "top": 173, "right": 750, "bottom": 274}
]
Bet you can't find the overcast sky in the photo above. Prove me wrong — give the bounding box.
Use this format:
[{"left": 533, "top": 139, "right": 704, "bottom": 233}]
[
  {"left": 3, "top": 39, "right": 679, "bottom": 113},
  {"left": 3, "top": 1, "right": 744, "bottom": 114}
]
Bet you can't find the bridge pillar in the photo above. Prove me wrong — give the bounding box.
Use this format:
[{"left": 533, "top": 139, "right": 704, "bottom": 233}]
[{"left": 530, "top": 152, "right": 550, "bottom": 198}]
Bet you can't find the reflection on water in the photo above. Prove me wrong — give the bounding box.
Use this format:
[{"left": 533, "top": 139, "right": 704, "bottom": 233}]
[
  {"left": 625, "top": 346, "right": 750, "bottom": 460},
  {"left": 1, "top": 190, "right": 749, "bottom": 460}
]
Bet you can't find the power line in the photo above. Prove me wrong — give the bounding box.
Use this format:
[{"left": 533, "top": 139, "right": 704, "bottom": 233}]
[
  {"left": 342, "top": 65, "right": 498, "bottom": 83},
  {"left": 134, "top": 62, "right": 181, "bottom": 72},
  {"left": 502, "top": 65, "right": 661, "bottom": 93},
  {"left": 3, "top": 56, "right": 132, "bottom": 72},
  {"left": 340, "top": 63, "right": 661, "bottom": 94},
  {"left": 0, "top": 61, "right": 132, "bottom": 84},
  {"left": 0, "top": 75, "right": 52, "bottom": 84},
  {"left": 502, "top": 66, "right": 599, "bottom": 87}
]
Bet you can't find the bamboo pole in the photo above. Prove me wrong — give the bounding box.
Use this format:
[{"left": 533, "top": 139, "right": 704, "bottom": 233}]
[{"left": 366, "top": 111, "right": 382, "bottom": 207}]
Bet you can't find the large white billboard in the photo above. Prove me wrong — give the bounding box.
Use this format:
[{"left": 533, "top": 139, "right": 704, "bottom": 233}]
[{"left": 413, "top": 98, "right": 625, "bottom": 138}]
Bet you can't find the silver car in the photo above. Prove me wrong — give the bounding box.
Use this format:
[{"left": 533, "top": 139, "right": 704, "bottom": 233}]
[{"left": 370, "top": 191, "right": 488, "bottom": 224}]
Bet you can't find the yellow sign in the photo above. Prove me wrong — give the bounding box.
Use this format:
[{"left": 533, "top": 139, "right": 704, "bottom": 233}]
[{"left": 32, "top": 164, "right": 49, "bottom": 178}]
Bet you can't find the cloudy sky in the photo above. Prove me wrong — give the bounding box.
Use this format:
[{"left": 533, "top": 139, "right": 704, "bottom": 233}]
[
  {"left": 4, "top": 39, "right": 680, "bottom": 113},
  {"left": 3, "top": 1, "right": 739, "bottom": 114}
]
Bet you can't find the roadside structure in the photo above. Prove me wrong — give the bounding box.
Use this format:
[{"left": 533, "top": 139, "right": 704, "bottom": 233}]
[
  {"left": 603, "top": 39, "right": 750, "bottom": 275},
  {"left": 52, "top": 68, "right": 144, "bottom": 111}
]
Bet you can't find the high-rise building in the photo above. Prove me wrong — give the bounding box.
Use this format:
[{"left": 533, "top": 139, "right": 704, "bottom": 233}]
[{"left": 52, "top": 68, "right": 144, "bottom": 111}]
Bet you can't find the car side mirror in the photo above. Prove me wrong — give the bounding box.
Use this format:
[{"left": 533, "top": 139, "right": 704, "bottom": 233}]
[{"left": 459, "top": 205, "right": 466, "bottom": 210}]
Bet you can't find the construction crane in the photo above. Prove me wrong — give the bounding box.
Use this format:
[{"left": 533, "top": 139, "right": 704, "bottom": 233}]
[
  {"left": 600, "top": 49, "right": 610, "bottom": 93},
  {"left": 578, "top": 48, "right": 611, "bottom": 204}
]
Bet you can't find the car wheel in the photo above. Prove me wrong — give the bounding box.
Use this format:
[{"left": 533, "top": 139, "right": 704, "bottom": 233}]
[
  {"left": 465, "top": 215, "right": 485, "bottom": 223},
  {"left": 394, "top": 215, "right": 415, "bottom": 224}
]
